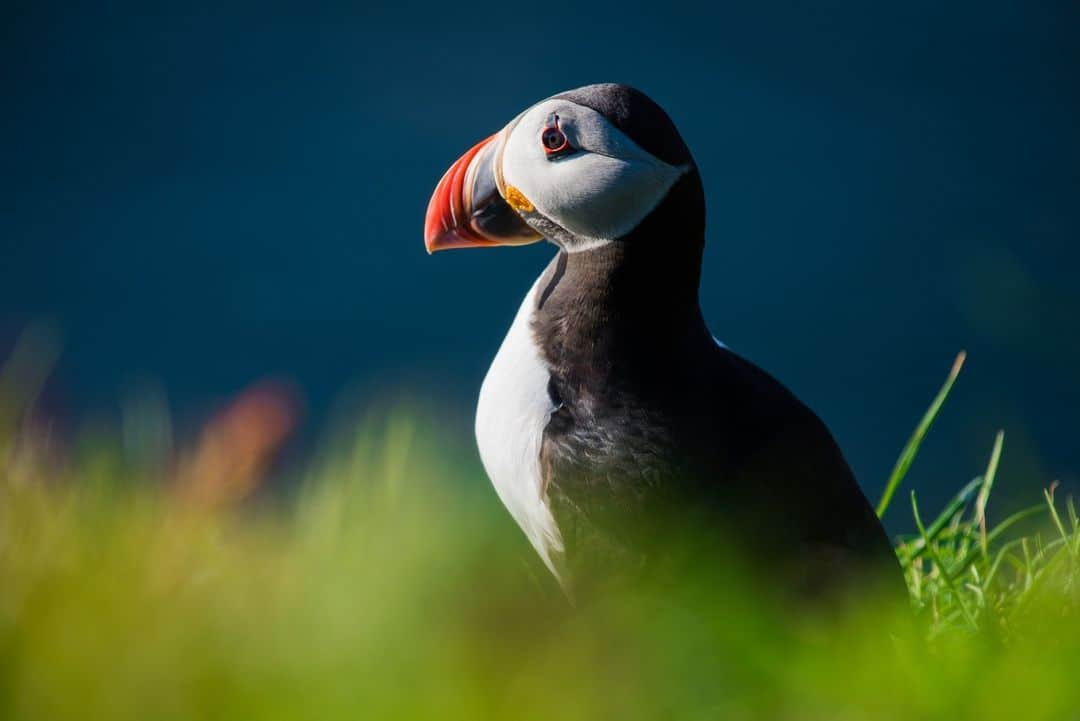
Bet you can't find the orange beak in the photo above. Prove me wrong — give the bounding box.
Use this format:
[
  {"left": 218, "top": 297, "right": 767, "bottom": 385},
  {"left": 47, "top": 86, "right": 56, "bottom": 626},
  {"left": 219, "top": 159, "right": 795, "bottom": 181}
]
[{"left": 423, "top": 132, "right": 542, "bottom": 253}]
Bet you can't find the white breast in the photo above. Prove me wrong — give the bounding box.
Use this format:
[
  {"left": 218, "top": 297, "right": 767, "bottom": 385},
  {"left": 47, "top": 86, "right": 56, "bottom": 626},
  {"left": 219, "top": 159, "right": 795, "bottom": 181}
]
[{"left": 475, "top": 274, "right": 564, "bottom": 580}]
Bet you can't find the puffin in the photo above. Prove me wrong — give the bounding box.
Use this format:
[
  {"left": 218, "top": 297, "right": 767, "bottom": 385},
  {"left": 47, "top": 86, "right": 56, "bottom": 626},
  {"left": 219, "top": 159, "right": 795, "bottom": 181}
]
[{"left": 424, "top": 83, "right": 900, "bottom": 596}]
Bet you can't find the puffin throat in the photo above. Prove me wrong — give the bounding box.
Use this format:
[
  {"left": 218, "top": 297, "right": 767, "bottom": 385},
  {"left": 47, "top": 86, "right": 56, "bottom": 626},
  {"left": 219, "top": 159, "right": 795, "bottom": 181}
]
[{"left": 531, "top": 171, "right": 711, "bottom": 382}]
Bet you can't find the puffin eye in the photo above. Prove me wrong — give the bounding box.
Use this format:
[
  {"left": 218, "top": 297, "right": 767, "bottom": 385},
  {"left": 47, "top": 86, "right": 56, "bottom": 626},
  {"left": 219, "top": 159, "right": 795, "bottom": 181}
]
[
  {"left": 541, "top": 117, "right": 573, "bottom": 158},
  {"left": 542, "top": 127, "right": 567, "bottom": 151}
]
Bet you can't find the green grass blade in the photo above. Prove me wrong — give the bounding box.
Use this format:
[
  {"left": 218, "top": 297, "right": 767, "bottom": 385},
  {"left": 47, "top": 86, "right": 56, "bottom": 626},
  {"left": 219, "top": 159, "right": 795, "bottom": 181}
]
[
  {"left": 876, "top": 351, "right": 966, "bottom": 517},
  {"left": 984, "top": 505, "right": 1045, "bottom": 547},
  {"left": 927, "top": 476, "right": 982, "bottom": 539},
  {"left": 975, "top": 430, "right": 1005, "bottom": 558},
  {"left": 985, "top": 537, "right": 1026, "bottom": 587},
  {"left": 1043, "top": 484, "right": 1075, "bottom": 559},
  {"left": 903, "top": 476, "right": 982, "bottom": 560},
  {"left": 0, "top": 324, "right": 61, "bottom": 443},
  {"left": 1068, "top": 498, "right": 1080, "bottom": 556},
  {"left": 912, "top": 489, "right": 978, "bottom": 629}
]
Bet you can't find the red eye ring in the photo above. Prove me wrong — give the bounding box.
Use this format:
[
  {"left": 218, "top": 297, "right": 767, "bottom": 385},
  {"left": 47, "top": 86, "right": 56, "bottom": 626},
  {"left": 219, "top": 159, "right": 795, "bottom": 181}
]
[{"left": 541, "top": 117, "right": 571, "bottom": 156}]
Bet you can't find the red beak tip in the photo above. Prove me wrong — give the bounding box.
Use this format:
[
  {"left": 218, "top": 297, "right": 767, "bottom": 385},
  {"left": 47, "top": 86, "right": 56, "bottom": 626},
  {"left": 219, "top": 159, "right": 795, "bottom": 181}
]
[{"left": 424, "top": 134, "right": 501, "bottom": 255}]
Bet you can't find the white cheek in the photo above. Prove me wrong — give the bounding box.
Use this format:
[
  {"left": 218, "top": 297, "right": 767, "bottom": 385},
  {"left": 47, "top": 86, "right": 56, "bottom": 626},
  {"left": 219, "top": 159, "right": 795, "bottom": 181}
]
[{"left": 542, "top": 155, "right": 684, "bottom": 239}]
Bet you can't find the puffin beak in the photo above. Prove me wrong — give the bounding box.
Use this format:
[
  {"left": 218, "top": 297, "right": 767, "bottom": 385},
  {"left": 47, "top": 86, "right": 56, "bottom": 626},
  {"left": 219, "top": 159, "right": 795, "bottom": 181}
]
[{"left": 424, "top": 131, "right": 542, "bottom": 253}]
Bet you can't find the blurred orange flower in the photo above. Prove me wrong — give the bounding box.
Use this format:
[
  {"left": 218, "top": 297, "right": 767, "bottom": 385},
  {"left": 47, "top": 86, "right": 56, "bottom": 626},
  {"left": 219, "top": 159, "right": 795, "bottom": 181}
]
[{"left": 173, "top": 380, "right": 299, "bottom": 509}]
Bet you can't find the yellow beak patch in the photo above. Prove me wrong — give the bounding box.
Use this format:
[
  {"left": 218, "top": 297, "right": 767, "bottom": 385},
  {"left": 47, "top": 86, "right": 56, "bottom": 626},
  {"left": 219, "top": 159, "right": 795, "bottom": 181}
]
[{"left": 504, "top": 185, "right": 535, "bottom": 214}]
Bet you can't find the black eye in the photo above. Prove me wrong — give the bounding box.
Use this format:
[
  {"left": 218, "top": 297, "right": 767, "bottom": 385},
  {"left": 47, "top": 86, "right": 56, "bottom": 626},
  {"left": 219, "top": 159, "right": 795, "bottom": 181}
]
[{"left": 541, "top": 126, "right": 570, "bottom": 155}]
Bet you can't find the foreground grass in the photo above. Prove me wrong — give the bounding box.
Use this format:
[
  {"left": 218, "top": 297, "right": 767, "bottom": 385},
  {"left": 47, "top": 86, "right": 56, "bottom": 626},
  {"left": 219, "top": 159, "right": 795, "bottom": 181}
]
[{"left": 0, "top": 349, "right": 1078, "bottom": 720}]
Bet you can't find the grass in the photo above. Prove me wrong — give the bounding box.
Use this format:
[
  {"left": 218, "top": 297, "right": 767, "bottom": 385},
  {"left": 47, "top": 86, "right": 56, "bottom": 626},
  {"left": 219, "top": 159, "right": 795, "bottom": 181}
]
[{"left": 1, "top": 341, "right": 1078, "bottom": 720}]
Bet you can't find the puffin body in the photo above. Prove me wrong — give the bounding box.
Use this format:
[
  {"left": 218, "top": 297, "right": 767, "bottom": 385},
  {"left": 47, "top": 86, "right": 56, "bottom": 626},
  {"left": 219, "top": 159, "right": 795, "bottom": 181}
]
[{"left": 426, "top": 84, "right": 899, "bottom": 593}]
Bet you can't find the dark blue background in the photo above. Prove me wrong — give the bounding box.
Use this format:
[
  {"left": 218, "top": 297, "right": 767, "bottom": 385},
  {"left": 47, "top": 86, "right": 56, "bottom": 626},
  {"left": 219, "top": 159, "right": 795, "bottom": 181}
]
[{"left": 3, "top": 1, "right": 1078, "bottom": 529}]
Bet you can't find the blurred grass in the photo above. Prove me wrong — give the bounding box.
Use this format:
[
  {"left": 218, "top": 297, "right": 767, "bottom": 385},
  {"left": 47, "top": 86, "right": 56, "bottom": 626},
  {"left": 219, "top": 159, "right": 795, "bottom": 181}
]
[{"left": 1, "top": 338, "right": 1078, "bottom": 720}]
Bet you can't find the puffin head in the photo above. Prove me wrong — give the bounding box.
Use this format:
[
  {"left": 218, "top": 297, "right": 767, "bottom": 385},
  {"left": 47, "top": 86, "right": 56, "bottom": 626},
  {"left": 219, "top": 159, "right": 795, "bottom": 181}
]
[{"left": 424, "top": 84, "right": 700, "bottom": 254}]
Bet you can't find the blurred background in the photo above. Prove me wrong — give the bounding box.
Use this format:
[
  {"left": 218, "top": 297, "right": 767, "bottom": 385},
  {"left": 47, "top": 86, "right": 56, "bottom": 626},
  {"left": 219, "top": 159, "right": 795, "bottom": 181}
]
[{"left": 2, "top": 0, "right": 1077, "bottom": 530}]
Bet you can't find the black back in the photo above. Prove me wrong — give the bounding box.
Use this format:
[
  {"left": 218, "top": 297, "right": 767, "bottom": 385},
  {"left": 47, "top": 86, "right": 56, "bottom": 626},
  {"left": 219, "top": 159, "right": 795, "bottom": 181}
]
[{"left": 529, "top": 86, "right": 899, "bottom": 594}]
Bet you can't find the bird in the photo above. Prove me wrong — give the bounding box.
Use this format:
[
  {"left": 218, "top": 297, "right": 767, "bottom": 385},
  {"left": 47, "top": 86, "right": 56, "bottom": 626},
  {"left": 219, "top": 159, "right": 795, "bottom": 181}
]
[{"left": 424, "top": 83, "right": 900, "bottom": 597}]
